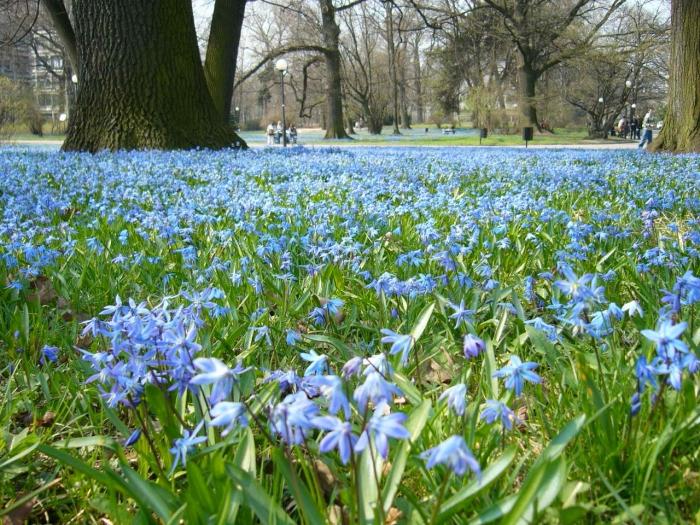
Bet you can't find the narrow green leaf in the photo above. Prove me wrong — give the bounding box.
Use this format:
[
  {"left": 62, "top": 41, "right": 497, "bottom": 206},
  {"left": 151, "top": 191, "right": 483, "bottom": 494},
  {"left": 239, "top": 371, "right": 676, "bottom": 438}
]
[
  {"left": 500, "top": 457, "right": 567, "bottom": 525},
  {"left": 120, "top": 463, "right": 177, "bottom": 523},
  {"left": 37, "top": 444, "right": 114, "bottom": 488},
  {"left": 226, "top": 464, "right": 295, "bottom": 525},
  {"left": 394, "top": 371, "right": 423, "bottom": 405},
  {"left": 382, "top": 400, "right": 431, "bottom": 514},
  {"left": 272, "top": 449, "right": 325, "bottom": 525},
  {"left": 358, "top": 447, "right": 381, "bottom": 525},
  {"left": 438, "top": 446, "right": 517, "bottom": 521},
  {"left": 410, "top": 302, "right": 435, "bottom": 342}
]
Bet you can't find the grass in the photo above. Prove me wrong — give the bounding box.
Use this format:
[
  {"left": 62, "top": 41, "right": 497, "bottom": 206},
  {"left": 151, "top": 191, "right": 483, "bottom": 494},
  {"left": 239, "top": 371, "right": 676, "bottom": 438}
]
[
  {"left": 0, "top": 146, "right": 698, "bottom": 524},
  {"left": 3, "top": 126, "right": 637, "bottom": 147}
]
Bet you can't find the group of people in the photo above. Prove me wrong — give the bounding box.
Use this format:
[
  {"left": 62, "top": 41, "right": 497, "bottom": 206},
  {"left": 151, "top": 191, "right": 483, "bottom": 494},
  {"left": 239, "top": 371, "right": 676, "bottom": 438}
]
[
  {"left": 614, "top": 115, "right": 642, "bottom": 140},
  {"left": 614, "top": 108, "right": 658, "bottom": 149},
  {"left": 266, "top": 121, "right": 298, "bottom": 145}
]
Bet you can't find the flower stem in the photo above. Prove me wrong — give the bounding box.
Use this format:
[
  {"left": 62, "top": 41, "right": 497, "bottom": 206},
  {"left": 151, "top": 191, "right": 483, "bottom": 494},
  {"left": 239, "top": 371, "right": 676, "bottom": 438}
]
[{"left": 430, "top": 474, "right": 451, "bottom": 525}]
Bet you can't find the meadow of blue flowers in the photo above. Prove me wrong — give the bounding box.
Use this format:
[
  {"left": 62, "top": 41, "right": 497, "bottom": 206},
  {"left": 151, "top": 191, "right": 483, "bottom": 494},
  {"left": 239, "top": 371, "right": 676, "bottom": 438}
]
[{"left": 1, "top": 146, "right": 699, "bottom": 523}]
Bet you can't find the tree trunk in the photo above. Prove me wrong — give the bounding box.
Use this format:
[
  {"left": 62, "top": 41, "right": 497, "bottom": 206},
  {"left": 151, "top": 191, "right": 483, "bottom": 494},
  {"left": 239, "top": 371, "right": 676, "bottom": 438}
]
[
  {"left": 398, "top": 52, "right": 411, "bottom": 129},
  {"left": 518, "top": 63, "right": 540, "bottom": 130},
  {"left": 385, "top": 2, "right": 400, "bottom": 135},
  {"left": 319, "top": 0, "right": 349, "bottom": 139},
  {"left": 651, "top": 0, "right": 700, "bottom": 153},
  {"left": 204, "top": 0, "right": 247, "bottom": 122},
  {"left": 412, "top": 39, "right": 423, "bottom": 124},
  {"left": 63, "top": 0, "right": 244, "bottom": 151}
]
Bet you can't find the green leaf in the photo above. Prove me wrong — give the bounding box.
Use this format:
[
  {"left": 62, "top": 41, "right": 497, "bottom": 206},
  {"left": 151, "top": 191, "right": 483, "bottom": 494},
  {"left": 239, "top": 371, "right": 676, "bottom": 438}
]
[
  {"left": 437, "top": 446, "right": 517, "bottom": 521},
  {"left": 541, "top": 415, "right": 586, "bottom": 462},
  {"left": 303, "top": 333, "right": 353, "bottom": 360},
  {"left": 120, "top": 462, "right": 177, "bottom": 523},
  {"left": 272, "top": 449, "right": 325, "bottom": 525},
  {"left": 382, "top": 400, "right": 431, "bottom": 514},
  {"left": 234, "top": 427, "right": 257, "bottom": 475},
  {"left": 186, "top": 462, "right": 215, "bottom": 515},
  {"left": 500, "top": 457, "right": 567, "bottom": 525},
  {"left": 410, "top": 302, "right": 435, "bottom": 342},
  {"left": 225, "top": 464, "right": 295, "bottom": 525},
  {"left": 358, "top": 447, "right": 382, "bottom": 525},
  {"left": 51, "top": 435, "right": 117, "bottom": 449},
  {"left": 394, "top": 371, "right": 423, "bottom": 405},
  {"left": 37, "top": 444, "right": 115, "bottom": 488}
]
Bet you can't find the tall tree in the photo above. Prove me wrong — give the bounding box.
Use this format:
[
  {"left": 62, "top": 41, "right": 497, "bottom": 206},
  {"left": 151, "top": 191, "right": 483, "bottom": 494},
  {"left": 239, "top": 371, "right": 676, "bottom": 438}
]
[
  {"left": 651, "top": 0, "right": 700, "bottom": 153},
  {"left": 482, "top": 0, "right": 625, "bottom": 130},
  {"left": 61, "top": 0, "right": 243, "bottom": 151},
  {"left": 319, "top": 0, "right": 350, "bottom": 138},
  {"left": 203, "top": 0, "right": 248, "bottom": 121}
]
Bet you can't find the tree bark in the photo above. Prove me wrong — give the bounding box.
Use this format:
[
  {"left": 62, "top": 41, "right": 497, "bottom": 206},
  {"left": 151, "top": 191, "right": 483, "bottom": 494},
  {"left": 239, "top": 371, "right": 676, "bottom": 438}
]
[
  {"left": 319, "top": 0, "right": 349, "bottom": 139},
  {"left": 385, "top": 2, "right": 400, "bottom": 135},
  {"left": 204, "top": 0, "right": 247, "bottom": 122},
  {"left": 412, "top": 38, "right": 423, "bottom": 124},
  {"left": 63, "top": 0, "right": 244, "bottom": 151},
  {"left": 651, "top": 0, "right": 700, "bottom": 153},
  {"left": 518, "top": 63, "right": 540, "bottom": 130},
  {"left": 398, "top": 48, "right": 411, "bottom": 129}
]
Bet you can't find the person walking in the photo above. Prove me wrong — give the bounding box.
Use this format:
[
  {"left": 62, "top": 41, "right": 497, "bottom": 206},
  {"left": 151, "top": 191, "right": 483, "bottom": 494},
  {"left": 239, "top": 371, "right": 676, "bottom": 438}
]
[
  {"left": 289, "top": 124, "right": 298, "bottom": 145},
  {"left": 630, "top": 117, "right": 638, "bottom": 140},
  {"left": 275, "top": 121, "right": 283, "bottom": 145},
  {"left": 266, "top": 123, "right": 274, "bottom": 146},
  {"left": 638, "top": 109, "right": 655, "bottom": 149},
  {"left": 618, "top": 116, "right": 627, "bottom": 138}
]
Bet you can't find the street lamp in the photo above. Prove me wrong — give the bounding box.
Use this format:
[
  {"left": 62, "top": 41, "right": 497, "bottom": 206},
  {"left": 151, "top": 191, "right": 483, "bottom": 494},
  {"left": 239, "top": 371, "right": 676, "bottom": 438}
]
[
  {"left": 275, "top": 58, "right": 288, "bottom": 147},
  {"left": 625, "top": 80, "right": 632, "bottom": 88},
  {"left": 71, "top": 74, "right": 78, "bottom": 84}
]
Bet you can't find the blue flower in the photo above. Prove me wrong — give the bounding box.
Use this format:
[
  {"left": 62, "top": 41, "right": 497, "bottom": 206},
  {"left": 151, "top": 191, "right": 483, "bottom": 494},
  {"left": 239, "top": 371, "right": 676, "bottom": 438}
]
[
  {"left": 493, "top": 355, "right": 541, "bottom": 396},
  {"left": 190, "top": 357, "right": 248, "bottom": 404},
  {"left": 209, "top": 401, "right": 248, "bottom": 436},
  {"left": 463, "top": 334, "right": 485, "bottom": 359},
  {"left": 269, "top": 392, "right": 319, "bottom": 445},
  {"left": 641, "top": 321, "right": 687, "bottom": 360},
  {"left": 420, "top": 435, "right": 480, "bottom": 477},
  {"left": 314, "top": 416, "right": 358, "bottom": 465},
  {"left": 353, "top": 371, "right": 402, "bottom": 413},
  {"left": 355, "top": 404, "right": 410, "bottom": 459},
  {"left": 40, "top": 345, "right": 59, "bottom": 365},
  {"left": 286, "top": 329, "right": 302, "bottom": 346},
  {"left": 622, "top": 300, "right": 644, "bottom": 318},
  {"left": 169, "top": 422, "right": 207, "bottom": 474},
  {"left": 299, "top": 349, "right": 328, "bottom": 376},
  {"left": 448, "top": 299, "right": 475, "bottom": 329},
  {"left": 306, "top": 375, "right": 350, "bottom": 419},
  {"left": 480, "top": 399, "right": 518, "bottom": 430},
  {"left": 438, "top": 383, "right": 468, "bottom": 416},
  {"left": 341, "top": 356, "right": 363, "bottom": 379},
  {"left": 124, "top": 428, "right": 142, "bottom": 447},
  {"left": 380, "top": 329, "right": 414, "bottom": 366}
]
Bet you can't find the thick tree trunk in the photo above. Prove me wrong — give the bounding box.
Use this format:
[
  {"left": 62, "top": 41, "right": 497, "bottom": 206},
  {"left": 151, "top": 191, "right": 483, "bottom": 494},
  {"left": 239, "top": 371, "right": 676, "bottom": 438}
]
[
  {"left": 63, "top": 0, "right": 244, "bottom": 152},
  {"left": 651, "top": 0, "right": 700, "bottom": 153},
  {"left": 204, "top": 0, "right": 247, "bottom": 122},
  {"left": 518, "top": 63, "right": 540, "bottom": 130},
  {"left": 385, "top": 3, "right": 400, "bottom": 135},
  {"left": 319, "top": 0, "right": 349, "bottom": 139}
]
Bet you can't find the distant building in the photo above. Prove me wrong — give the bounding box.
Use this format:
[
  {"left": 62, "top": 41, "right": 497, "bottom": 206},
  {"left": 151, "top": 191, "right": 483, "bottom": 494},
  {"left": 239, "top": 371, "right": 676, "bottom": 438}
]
[{"left": 30, "top": 29, "right": 68, "bottom": 122}]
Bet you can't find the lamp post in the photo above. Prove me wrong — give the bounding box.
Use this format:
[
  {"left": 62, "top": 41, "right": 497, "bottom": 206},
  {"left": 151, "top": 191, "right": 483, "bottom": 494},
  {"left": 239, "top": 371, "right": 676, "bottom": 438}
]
[
  {"left": 275, "top": 58, "right": 288, "bottom": 147},
  {"left": 235, "top": 106, "right": 240, "bottom": 130}
]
